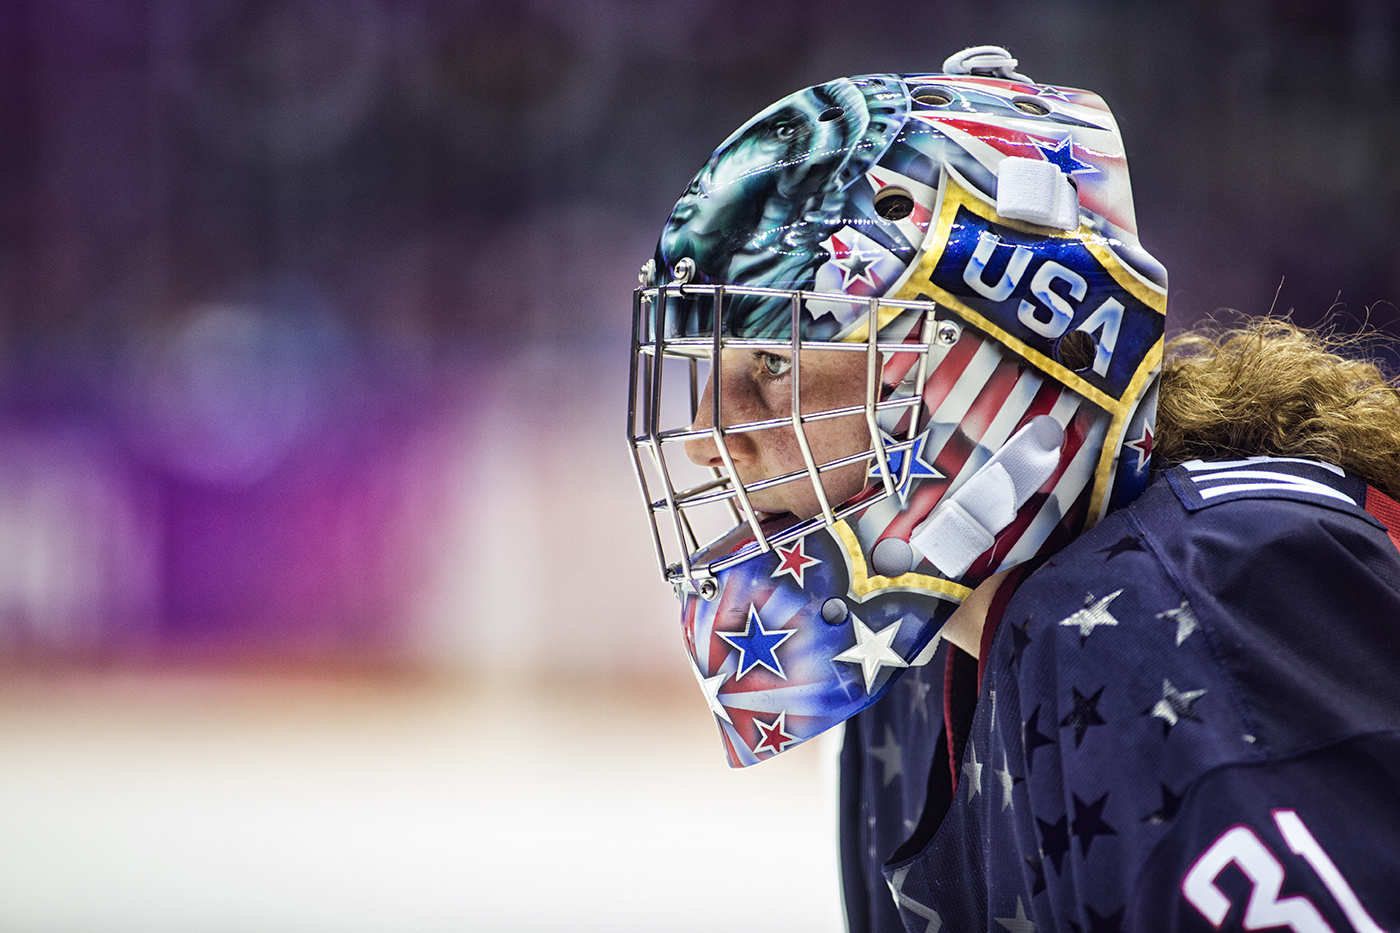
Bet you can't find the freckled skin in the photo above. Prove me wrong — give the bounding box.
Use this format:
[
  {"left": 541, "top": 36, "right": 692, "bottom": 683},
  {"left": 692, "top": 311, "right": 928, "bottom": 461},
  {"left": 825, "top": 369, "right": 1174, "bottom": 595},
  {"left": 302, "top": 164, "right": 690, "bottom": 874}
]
[{"left": 685, "top": 348, "right": 871, "bottom": 520}]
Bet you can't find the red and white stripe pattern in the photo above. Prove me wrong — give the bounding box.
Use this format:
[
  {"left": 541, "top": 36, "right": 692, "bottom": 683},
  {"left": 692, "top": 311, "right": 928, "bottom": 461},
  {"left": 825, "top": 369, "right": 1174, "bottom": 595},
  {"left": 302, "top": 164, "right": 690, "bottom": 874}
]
[{"left": 852, "top": 329, "right": 1108, "bottom": 578}]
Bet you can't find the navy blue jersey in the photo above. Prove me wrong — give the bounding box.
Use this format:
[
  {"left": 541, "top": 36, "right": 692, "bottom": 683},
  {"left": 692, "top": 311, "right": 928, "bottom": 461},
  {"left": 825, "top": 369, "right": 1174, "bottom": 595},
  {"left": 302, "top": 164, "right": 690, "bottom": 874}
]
[{"left": 840, "top": 458, "right": 1400, "bottom": 932}]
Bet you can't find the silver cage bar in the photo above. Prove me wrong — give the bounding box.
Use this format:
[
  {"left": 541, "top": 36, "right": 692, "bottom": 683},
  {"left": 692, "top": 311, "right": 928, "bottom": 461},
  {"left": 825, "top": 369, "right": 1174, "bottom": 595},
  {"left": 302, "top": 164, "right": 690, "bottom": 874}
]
[{"left": 627, "top": 280, "right": 948, "bottom": 597}]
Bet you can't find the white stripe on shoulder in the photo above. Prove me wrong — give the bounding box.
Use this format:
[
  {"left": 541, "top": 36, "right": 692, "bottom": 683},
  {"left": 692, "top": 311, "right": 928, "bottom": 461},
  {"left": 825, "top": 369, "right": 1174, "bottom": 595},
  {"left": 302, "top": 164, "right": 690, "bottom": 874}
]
[
  {"left": 1181, "top": 456, "right": 1344, "bottom": 475},
  {"left": 1196, "top": 481, "right": 1356, "bottom": 506}
]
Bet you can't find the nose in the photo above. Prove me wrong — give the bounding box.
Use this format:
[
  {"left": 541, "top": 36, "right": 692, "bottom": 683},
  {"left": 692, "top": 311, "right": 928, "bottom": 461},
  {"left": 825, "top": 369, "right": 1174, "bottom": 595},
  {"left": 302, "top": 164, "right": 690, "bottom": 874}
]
[{"left": 684, "top": 369, "right": 757, "bottom": 468}]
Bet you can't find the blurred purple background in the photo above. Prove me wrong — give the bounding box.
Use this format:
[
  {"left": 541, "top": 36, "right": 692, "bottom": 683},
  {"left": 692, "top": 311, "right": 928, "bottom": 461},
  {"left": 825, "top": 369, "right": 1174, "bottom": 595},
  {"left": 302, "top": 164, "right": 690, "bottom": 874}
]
[
  {"left": 1, "top": 0, "right": 1397, "bottom": 671},
  {"left": 0, "top": 6, "right": 1396, "bottom": 929}
]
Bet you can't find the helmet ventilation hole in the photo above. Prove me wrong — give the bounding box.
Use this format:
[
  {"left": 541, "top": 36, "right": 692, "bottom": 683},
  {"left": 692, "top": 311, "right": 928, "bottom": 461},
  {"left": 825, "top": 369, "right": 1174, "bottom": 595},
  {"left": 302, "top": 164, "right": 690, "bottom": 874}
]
[
  {"left": 911, "top": 86, "right": 952, "bottom": 107},
  {"left": 1057, "top": 330, "right": 1097, "bottom": 371},
  {"left": 874, "top": 187, "right": 915, "bottom": 221},
  {"left": 1012, "top": 96, "right": 1050, "bottom": 116},
  {"left": 818, "top": 106, "right": 845, "bottom": 122}
]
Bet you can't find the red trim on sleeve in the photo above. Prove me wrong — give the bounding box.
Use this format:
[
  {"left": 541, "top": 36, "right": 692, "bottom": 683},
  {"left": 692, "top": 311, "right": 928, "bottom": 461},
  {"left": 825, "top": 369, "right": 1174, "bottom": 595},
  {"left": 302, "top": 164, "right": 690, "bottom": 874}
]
[
  {"left": 943, "top": 564, "right": 1036, "bottom": 793},
  {"left": 944, "top": 650, "right": 959, "bottom": 794},
  {"left": 977, "top": 565, "right": 1031, "bottom": 692},
  {"left": 1365, "top": 485, "right": 1400, "bottom": 554}
]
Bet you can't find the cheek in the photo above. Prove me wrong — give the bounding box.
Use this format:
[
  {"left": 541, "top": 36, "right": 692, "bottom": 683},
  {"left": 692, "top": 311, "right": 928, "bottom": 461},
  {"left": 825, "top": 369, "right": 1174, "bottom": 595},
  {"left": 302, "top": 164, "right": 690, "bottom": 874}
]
[
  {"left": 790, "top": 410, "right": 870, "bottom": 465},
  {"left": 824, "top": 413, "right": 873, "bottom": 457}
]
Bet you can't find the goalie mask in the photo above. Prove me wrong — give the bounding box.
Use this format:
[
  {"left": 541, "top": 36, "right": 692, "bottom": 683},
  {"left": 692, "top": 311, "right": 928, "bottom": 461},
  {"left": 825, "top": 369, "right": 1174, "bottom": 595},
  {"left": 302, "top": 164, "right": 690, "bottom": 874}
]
[{"left": 627, "top": 47, "right": 1167, "bottom": 767}]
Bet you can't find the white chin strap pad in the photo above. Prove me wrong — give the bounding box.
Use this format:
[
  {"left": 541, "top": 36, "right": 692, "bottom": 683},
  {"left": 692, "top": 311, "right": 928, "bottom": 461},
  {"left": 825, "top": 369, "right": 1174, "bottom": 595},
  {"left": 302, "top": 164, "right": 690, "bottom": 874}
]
[{"left": 909, "top": 415, "right": 1065, "bottom": 578}]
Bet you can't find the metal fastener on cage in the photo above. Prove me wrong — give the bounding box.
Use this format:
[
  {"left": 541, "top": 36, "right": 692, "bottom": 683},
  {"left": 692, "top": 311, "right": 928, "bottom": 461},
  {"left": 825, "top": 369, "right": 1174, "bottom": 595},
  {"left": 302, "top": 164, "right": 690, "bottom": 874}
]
[
  {"left": 698, "top": 578, "right": 719, "bottom": 600},
  {"left": 935, "top": 320, "right": 962, "bottom": 346},
  {"left": 638, "top": 258, "right": 656, "bottom": 286},
  {"left": 671, "top": 257, "right": 695, "bottom": 285}
]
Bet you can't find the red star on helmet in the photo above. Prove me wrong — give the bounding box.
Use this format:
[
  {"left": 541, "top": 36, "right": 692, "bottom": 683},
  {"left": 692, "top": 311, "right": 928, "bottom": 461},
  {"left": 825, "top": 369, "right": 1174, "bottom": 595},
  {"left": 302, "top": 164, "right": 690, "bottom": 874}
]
[
  {"left": 1126, "top": 424, "right": 1154, "bottom": 471},
  {"left": 771, "top": 539, "right": 821, "bottom": 587},
  {"left": 754, "top": 711, "right": 798, "bottom": 756}
]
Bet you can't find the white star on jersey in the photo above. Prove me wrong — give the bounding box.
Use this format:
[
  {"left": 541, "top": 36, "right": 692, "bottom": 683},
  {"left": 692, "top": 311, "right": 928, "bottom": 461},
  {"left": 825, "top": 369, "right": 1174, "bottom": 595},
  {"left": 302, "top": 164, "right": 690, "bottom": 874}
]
[
  {"left": 833, "top": 614, "right": 909, "bottom": 692},
  {"left": 1151, "top": 678, "right": 1207, "bottom": 728},
  {"left": 994, "top": 897, "right": 1036, "bottom": 933},
  {"left": 962, "top": 739, "right": 983, "bottom": 800},
  {"left": 909, "top": 675, "right": 933, "bottom": 721},
  {"left": 1059, "top": 590, "right": 1123, "bottom": 639},
  {"left": 994, "top": 751, "right": 1015, "bottom": 812},
  {"left": 1156, "top": 598, "right": 1200, "bottom": 646},
  {"left": 870, "top": 724, "right": 904, "bottom": 787}
]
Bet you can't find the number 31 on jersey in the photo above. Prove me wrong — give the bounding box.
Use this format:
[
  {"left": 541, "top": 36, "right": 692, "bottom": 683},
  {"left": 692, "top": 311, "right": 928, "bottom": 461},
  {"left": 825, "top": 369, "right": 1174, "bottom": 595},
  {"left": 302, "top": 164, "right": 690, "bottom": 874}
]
[{"left": 1182, "top": 809, "right": 1384, "bottom": 932}]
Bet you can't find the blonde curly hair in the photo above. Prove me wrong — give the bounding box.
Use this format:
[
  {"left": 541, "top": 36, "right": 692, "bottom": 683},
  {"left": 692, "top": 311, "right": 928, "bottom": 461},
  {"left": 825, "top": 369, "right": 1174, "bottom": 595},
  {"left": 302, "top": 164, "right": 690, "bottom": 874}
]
[{"left": 1154, "top": 317, "right": 1400, "bottom": 500}]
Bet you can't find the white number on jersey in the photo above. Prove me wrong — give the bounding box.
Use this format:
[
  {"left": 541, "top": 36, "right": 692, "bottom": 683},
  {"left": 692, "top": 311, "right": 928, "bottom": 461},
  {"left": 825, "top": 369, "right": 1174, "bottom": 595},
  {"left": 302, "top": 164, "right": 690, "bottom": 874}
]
[{"left": 1181, "top": 809, "right": 1383, "bottom": 932}]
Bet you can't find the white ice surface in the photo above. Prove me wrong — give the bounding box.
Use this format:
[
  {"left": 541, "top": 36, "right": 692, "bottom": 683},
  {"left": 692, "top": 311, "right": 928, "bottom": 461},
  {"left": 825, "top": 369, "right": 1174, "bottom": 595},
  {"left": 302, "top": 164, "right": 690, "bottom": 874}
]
[{"left": 0, "top": 674, "right": 844, "bottom": 933}]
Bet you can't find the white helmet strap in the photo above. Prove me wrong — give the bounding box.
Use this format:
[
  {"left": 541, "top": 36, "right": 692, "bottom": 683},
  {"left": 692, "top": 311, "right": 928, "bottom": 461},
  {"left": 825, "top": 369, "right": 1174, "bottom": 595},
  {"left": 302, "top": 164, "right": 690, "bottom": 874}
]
[{"left": 910, "top": 415, "right": 1066, "bottom": 577}]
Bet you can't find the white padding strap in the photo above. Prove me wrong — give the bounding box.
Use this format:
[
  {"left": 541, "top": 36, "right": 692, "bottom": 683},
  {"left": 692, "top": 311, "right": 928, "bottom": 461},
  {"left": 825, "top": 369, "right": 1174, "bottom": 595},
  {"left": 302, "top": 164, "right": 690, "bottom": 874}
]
[
  {"left": 997, "top": 156, "right": 1079, "bottom": 230},
  {"left": 910, "top": 416, "right": 1065, "bottom": 577}
]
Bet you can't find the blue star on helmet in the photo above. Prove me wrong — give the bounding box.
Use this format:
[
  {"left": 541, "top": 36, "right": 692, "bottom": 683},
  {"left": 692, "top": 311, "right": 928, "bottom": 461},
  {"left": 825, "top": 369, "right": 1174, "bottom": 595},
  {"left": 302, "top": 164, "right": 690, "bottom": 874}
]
[
  {"left": 1035, "top": 134, "right": 1097, "bottom": 176},
  {"left": 717, "top": 604, "right": 797, "bottom": 680},
  {"left": 869, "top": 434, "right": 943, "bottom": 487}
]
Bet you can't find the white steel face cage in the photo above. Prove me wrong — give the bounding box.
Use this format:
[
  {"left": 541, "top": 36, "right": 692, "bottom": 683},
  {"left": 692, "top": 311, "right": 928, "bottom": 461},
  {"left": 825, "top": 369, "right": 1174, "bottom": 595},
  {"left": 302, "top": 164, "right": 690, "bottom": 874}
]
[{"left": 626, "top": 279, "right": 959, "bottom": 599}]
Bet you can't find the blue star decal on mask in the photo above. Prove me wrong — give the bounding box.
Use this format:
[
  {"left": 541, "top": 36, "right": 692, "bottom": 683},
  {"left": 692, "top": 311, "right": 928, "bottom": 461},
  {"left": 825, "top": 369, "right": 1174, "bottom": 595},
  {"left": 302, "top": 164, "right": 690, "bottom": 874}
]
[
  {"left": 1035, "top": 134, "right": 1098, "bottom": 175},
  {"left": 1033, "top": 84, "right": 1072, "bottom": 102},
  {"left": 869, "top": 434, "right": 942, "bottom": 486},
  {"left": 717, "top": 604, "right": 797, "bottom": 680}
]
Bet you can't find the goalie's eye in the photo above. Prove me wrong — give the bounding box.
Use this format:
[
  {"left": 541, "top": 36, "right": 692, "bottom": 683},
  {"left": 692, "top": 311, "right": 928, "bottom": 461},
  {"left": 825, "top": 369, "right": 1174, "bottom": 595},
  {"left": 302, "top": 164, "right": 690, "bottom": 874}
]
[{"left": 756, "top": 351, "right": 793, "bottom": 379}]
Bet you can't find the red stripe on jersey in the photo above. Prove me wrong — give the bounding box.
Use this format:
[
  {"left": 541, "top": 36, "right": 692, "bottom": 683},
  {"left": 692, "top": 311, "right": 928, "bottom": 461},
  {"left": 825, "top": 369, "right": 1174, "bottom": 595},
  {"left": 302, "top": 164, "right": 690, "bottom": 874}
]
[
  {"left": 1365, "top": 485, "right": 1400, "bottom": 555},
  {"left": 944, "top": 649, "right": 960, "bottom": 793},
  {"left": 977, "top": 562, "right": 1035, "bottom": 690}
]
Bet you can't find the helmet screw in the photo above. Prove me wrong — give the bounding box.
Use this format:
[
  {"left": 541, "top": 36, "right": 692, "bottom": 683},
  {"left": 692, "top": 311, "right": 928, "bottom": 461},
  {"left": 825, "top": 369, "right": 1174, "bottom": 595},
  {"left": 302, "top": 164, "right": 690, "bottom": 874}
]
[
  {"left": 671, "top": 257, "right": 695, "bottom": 285},
  {"left": 638, "top": 259, "right": 656, "bottom": 286},
  {"left": 821, "top": 598, "right": 849, "bottom": 625},
  {"left": 697, "top": 578, "right": 719, "bottom": 600},
  {"left": 871, "top": 538, "right": 916, "bottom": 577},
  {"left": 935, "top": 320, "right": 962, "bottom": 346}
]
